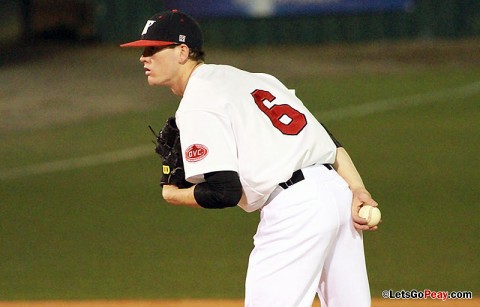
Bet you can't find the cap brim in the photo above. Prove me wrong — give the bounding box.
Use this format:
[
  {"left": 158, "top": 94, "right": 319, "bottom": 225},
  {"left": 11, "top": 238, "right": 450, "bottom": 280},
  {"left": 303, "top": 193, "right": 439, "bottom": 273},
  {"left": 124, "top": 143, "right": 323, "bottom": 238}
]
[{"left": 120, "top": 40, "right": 177, "bottom": 47}]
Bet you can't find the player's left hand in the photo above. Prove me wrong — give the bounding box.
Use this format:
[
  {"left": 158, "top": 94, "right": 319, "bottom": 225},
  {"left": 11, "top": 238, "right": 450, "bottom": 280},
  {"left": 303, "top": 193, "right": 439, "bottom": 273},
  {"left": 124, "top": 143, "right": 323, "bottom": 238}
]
[
  {"left": 351, "top": 187, "right": 379, "bottom": 231},
  {"left": 150, "top": 117, "right": 193, "bottom": 189}
]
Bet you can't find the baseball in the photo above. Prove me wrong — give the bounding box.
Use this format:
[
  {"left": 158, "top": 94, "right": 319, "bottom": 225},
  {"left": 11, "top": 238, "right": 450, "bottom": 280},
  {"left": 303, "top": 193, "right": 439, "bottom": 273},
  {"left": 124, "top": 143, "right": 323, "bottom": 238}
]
[{"left": 359, "top": 205, "right": 381, "bottom": 227}]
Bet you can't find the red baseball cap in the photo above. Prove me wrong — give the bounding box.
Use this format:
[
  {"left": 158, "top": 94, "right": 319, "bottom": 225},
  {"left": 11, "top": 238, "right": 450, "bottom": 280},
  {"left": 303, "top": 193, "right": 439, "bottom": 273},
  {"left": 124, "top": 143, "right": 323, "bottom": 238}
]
[{"left": 120, "top": 10, "right": 203, "bottom": 51}]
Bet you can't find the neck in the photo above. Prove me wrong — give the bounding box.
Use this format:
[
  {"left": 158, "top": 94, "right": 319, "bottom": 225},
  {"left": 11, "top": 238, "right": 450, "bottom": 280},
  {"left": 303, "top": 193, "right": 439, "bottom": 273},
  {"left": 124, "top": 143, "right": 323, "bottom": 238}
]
[{"left": 171, "top": 61, "right": 203, "bottom": 96}]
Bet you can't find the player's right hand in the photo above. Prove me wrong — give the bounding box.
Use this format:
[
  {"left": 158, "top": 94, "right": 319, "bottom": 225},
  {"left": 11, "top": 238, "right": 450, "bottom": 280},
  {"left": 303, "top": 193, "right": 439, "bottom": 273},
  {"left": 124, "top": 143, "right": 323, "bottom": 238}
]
[{"left": 351, "top": 187, "right": 379, "bottom": 231}]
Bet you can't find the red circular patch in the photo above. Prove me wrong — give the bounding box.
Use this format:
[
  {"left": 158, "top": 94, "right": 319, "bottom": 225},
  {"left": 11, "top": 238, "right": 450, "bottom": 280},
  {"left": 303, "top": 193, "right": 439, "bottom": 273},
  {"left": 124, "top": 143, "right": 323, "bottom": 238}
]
[{"left": 185, "top": 144, "right": 209, "bottom": 162}]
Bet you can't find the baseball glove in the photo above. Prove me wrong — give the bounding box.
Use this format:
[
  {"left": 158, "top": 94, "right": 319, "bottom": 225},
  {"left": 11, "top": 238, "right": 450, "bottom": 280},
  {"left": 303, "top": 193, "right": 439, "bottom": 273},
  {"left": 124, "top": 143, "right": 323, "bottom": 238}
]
[{"left": 149, "top": 117, "right": 193, "bottom": 189}]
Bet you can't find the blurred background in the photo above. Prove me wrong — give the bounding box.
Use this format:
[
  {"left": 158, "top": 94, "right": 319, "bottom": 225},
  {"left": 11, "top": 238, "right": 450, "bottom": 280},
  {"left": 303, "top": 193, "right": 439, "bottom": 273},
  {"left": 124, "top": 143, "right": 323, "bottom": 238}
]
[
  {"left": 1, "top": 0, "right": 479, "bottom": 303},
  {"left": 1, "top": 1, "right": 480, "bottom": 50}
]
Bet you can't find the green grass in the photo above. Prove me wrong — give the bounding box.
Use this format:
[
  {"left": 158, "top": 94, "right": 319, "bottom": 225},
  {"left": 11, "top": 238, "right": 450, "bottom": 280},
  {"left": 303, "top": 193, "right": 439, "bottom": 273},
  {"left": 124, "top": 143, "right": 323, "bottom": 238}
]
[{"left": 1, "top": 43, "right": 479, "bottom": 300}]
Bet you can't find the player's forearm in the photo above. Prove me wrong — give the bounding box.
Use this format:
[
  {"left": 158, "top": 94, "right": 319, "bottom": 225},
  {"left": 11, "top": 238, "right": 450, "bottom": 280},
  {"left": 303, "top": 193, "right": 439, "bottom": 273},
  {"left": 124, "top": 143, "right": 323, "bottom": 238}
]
[
  {"left": 162, "top": 185, "right": 201, "bottom": 208},
  {"left": 333, "top": 147, "right": 366, "bottom": 191},
  {"left": 161, "top": 171, "right": 242, "bottom": 209}
]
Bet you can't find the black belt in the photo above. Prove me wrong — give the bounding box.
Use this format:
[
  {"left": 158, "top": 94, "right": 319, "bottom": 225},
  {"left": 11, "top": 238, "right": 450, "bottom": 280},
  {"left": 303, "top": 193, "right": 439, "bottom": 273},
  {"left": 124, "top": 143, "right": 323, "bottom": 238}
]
[{"left": 279, "top": 164, "right": 333, "bottom": 189}]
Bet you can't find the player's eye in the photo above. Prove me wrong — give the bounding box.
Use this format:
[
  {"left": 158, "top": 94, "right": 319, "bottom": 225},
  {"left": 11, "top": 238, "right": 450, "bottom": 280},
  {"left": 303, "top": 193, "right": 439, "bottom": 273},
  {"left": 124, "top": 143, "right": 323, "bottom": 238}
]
[
  {"left": 142, "top": 45, "right": 179, "bottom": 57},
  {"left": 142, "top": 47, "right": 159, "bottom": 57}
]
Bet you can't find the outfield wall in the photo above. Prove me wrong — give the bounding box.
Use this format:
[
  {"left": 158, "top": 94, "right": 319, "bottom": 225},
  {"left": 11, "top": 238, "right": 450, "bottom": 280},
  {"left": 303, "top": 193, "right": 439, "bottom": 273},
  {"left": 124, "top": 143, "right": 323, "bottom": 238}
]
[
  {"left": 4, "top": 1, "right": 480, "bottom": 46},
  {"left": 101, "top": 0, "right": 480, "bottom": 46}
]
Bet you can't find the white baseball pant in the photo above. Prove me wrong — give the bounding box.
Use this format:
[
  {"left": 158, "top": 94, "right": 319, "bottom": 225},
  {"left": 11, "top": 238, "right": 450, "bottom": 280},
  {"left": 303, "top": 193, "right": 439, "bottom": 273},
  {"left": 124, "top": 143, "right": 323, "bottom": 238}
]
[{"left": 245, "top": 164, "right": 371, "bottom": 307}]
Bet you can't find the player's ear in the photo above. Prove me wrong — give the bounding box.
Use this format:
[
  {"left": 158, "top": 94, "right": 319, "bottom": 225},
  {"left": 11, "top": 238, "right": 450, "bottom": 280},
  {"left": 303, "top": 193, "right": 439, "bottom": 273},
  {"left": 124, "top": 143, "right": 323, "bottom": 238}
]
[{"left": 177, "top": 44, "right": 190, "bottom": 64}]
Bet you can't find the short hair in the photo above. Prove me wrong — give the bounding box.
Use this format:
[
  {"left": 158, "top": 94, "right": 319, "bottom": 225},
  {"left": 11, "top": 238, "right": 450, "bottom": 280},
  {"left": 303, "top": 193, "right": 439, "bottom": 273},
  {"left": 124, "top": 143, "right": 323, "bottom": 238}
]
[{"left": 189, "top": 49, "right": 205, "bottom": 62}]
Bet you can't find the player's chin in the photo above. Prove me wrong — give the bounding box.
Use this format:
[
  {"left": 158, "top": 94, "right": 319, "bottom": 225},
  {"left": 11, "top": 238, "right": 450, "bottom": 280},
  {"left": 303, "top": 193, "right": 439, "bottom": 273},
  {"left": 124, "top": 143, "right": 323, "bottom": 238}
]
[
  {"left": 147, "top": 77, "right": 159, "bottom": 86},
  {"left": 147, "top": 77, "right": 168, "bottom": 87}
]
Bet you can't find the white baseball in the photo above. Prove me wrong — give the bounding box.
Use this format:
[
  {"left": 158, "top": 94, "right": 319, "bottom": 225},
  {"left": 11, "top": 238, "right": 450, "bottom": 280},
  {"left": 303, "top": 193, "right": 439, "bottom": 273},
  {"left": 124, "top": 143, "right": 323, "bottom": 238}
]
[{"left": 359, "top": 205, "right": 381, "bottom": 227}]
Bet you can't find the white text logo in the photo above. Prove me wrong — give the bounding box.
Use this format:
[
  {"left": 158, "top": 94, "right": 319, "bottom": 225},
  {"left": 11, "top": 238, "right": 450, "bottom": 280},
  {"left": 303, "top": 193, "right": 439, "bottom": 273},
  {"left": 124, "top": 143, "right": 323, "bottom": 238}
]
[{"left": 142, "top": 20, "right": 156, "bottom": 35}]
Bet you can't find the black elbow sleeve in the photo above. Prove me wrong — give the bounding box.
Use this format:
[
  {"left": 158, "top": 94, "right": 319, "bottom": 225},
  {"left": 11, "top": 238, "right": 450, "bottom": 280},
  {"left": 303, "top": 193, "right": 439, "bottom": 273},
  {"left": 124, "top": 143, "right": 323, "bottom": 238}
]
[{"left": 194, "top": 171, "right": 242, "bottom": 209}]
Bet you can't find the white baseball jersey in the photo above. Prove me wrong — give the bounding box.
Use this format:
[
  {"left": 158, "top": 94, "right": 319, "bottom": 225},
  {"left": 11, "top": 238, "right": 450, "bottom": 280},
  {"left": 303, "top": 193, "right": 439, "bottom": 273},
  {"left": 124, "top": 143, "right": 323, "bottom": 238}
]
[{"left": 176, "top": 64, "right": 337, "bottom": 212}]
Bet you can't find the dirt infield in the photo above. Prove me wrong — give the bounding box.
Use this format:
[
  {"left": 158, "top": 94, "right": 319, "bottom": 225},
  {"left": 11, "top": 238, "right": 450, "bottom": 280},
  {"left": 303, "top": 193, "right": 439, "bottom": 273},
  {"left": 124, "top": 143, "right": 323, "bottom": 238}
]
[{"left": 1, "top": 298, "right": 478, "bottom": 307}]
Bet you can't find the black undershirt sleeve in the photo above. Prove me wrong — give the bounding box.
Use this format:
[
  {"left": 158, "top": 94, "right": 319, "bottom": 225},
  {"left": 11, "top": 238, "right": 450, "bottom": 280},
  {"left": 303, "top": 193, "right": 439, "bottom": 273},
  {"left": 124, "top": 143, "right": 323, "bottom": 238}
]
[
  {"left": 194, "top": 171, "right": 242, "bottom": 209},
  {"left": 321, "top": 123, "right": 343, "bottom": 148}
]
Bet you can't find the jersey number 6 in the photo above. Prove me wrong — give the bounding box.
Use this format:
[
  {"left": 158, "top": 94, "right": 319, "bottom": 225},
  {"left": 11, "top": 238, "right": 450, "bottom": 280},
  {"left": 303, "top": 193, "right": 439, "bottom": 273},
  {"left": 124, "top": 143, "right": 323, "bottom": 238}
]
[{"left": 251, "top": 89, "right": 307, "bottom": 135}]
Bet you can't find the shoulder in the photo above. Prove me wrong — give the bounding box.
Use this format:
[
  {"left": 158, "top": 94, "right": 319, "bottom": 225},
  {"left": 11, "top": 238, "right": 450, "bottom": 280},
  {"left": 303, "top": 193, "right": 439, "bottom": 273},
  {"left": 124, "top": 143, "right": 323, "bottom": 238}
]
[
  {"left": 181, "top": 64, "right": 290, "bottom": 109},
  {"left": 190, "top": 64, "right": 283, "bottom": 89},
  {"left": 179, "top": 65, "right": 232, "bottom": 113},
  {"left": 191, "top": 64, "right": 247, "bottom": 80},
  {"left": 183, "top": 64, "right": 246, "bottom": 98}
]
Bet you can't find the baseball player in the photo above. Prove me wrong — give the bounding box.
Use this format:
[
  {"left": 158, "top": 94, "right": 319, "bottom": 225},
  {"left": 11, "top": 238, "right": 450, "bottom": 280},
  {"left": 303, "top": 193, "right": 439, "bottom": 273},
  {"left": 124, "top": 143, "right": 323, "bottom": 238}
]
[{"left": 121, "top": 9, "right": 380, "bottom": 307}]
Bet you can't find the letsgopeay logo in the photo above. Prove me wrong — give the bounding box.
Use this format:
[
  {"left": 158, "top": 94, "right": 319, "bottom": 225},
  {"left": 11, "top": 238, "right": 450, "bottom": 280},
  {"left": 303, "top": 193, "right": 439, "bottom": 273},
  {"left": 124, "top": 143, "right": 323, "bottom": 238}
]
[{"left": 185, "top": 144, "right": 208, "bottom": 162}]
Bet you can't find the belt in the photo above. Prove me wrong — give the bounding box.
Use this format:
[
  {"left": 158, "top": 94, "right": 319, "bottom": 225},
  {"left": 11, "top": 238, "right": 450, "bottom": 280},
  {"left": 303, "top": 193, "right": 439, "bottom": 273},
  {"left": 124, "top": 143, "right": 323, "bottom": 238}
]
[
  {"left": 278, "top": 164, "right": 333, "bottom": 190},
  {"left": 263, "top": 164, "right": 333, "bottom": 209}
]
